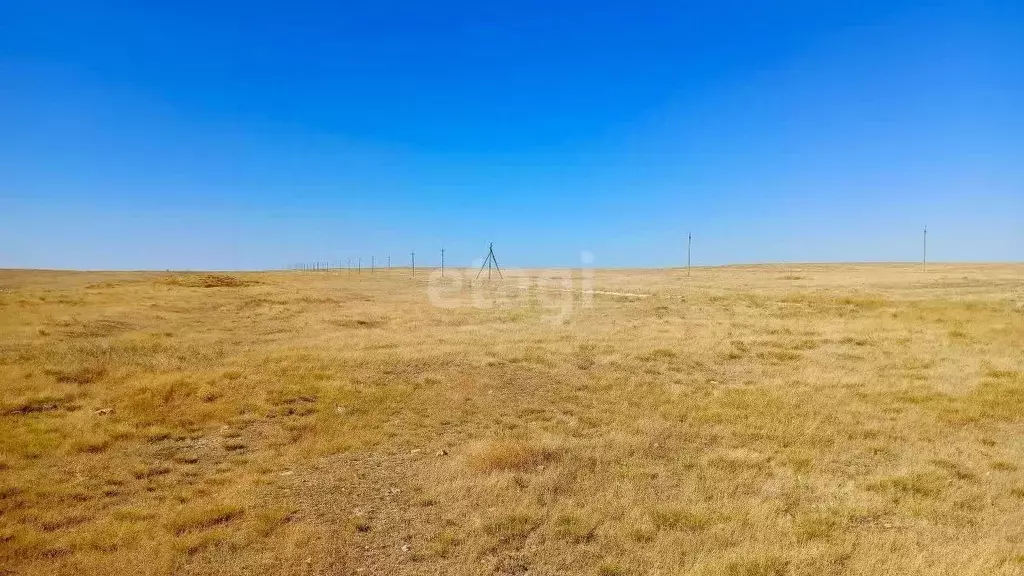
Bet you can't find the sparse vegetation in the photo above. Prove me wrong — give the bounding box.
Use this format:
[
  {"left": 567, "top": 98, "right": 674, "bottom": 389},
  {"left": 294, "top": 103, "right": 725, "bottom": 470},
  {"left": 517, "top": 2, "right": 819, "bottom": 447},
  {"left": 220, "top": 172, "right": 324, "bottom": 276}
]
[
  {"left": 161, "top": 274, "right": 259, "bottom": 288},
  {"left": 0, "top": 263, "right": 1022, "bottom": 575}
]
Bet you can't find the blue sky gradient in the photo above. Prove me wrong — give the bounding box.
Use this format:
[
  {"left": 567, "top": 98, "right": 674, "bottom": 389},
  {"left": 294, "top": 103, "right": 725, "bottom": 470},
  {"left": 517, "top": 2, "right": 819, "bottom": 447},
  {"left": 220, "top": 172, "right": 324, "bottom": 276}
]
[{"left": 1, "top": 0, "right": 1021, "bottom": 269}]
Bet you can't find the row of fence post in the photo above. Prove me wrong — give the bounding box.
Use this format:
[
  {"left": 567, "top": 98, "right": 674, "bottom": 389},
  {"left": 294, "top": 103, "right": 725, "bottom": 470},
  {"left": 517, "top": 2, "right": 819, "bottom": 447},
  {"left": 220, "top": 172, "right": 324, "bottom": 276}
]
[
  {"left": 286, "top": 257, "right": 411, "bottom": 275},
  {"left": 288, "top": 248, "right": 453, "bottom": 277}
]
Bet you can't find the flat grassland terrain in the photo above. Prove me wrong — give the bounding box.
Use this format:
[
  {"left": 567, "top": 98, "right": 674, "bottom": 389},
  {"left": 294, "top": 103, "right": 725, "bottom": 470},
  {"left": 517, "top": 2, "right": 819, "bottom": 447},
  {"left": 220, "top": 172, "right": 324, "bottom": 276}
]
[{"left": 1, "top": 264, "right": 1022, "bottom": 575}]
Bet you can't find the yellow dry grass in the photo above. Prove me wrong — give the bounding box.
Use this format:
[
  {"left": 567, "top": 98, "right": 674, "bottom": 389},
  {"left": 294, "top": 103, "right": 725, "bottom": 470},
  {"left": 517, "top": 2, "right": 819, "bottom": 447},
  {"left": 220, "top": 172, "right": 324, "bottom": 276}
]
[{"left": 0, "top": 264, "right": 1022, "bottom": 575}]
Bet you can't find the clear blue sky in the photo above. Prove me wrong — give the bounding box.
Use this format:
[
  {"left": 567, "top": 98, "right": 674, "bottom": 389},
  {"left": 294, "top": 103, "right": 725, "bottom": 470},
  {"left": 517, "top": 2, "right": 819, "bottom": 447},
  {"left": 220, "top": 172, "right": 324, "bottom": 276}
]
[{"left": 1, "top": 0, "right": 1021, "bottom": 269}]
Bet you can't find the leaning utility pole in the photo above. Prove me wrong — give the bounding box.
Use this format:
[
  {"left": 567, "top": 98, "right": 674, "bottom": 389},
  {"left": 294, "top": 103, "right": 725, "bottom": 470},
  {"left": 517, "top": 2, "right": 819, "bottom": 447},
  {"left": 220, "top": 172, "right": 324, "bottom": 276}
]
[{"left": 475, "top": 242, "right": 504, "bottom": 280}]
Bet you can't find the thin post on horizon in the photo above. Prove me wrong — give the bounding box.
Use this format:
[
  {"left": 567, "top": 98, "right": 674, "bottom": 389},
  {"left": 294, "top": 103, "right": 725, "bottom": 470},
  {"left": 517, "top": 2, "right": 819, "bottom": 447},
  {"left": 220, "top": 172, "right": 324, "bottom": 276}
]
[
  {"left": 687, "top": 231, "right": 692, "bottom": 277},
  {"left": 441, "top": 247, "right": 445, "bottom": 277},
  {"left": 411, "top": 251, "right": 415, "bottom": 277},
  {"left": 923, "top": 225, "right": 928, "bottom": 272}
]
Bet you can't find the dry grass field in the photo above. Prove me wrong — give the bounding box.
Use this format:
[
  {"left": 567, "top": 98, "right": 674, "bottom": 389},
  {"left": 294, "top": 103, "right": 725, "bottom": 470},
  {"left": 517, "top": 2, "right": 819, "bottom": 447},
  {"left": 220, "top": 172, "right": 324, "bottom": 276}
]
[{"left": 1, "top": 264, "right": 1022, "bottom": 575}]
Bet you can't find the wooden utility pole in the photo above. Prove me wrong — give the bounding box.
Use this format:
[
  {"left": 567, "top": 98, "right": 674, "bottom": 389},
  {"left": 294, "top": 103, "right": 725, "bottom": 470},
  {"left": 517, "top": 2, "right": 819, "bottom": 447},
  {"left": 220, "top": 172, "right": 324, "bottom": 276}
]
[
  {"left": 687, "top": 231, "right": 692, "bottom": 277},
  {"left": 923, "top": 226, "right": 928, "bottom": 272},
  {"left": 441, "top": 247, "right": 445, "bottom": 277},
  {"left": 411, "top": 251, "right": 415, "bottom": 277}
]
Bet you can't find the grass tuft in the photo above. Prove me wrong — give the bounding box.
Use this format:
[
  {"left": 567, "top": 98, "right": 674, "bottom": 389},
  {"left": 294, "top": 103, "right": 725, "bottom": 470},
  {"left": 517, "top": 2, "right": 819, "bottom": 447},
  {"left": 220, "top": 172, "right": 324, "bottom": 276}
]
[
  {"left": 469, "top": 437, "right": 560, "bottom": 473},
  {"left": 167, "top": 502, "right": 244, "bottom": 535}
]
